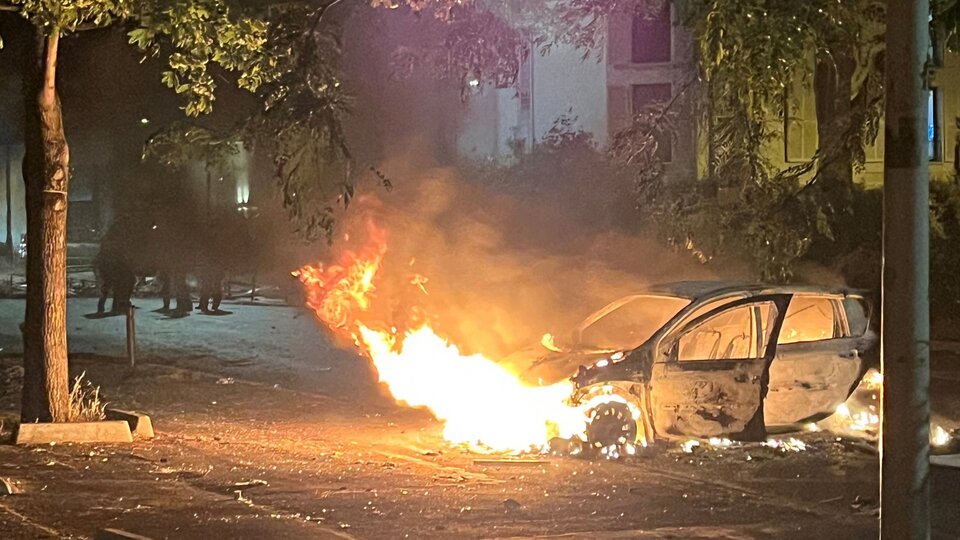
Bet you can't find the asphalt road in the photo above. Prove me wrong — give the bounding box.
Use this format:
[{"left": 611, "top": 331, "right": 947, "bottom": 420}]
[{"left": 0, "top": 298, "right": 957, "bottom": 539}]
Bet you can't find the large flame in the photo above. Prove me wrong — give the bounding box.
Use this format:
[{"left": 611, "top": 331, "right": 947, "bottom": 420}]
[{"left": 296, "top": 222, "right": 590, "bottom": 452}]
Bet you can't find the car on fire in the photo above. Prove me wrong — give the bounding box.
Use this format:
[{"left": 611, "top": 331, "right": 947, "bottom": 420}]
[{"left": 503, "top": 282, "right": 875, "bottom": 446}]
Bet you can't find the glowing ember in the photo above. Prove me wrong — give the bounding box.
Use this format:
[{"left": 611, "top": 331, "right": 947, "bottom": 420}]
[
  {"left": 680, "top": 440, "right": 700, "bottom": 453},
  {"left": 764, "top": 437, "right": 807, "bottom": 452},
  {"left": 296, "top": 222, "right": 595, "bottom": 452},
  {"left": 931, "top": 424, "right": 952, "bottom": 447}
]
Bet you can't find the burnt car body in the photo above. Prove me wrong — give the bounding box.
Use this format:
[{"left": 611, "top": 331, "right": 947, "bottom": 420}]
[{"left": 505, "top": 281, "right": 875, "bottom": 444}]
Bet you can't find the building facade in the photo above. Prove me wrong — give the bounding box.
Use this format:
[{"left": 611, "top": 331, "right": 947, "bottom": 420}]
[{"left": 457, "top": 6, "right": 960, "bottom": 186}]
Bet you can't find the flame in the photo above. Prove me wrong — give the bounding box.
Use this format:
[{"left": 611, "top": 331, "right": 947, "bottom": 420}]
[
  {"left": 540, "top": 333, "right": 563, "bottom": 353},
  {"left": 356, "top": 323, "right": 586, "bottom": 450},
  {"left": 296, "top": 221, "right": 599, "bottom": 452},
  {"left": 819, "top": 368, "right": 954, "bottom": 448}
]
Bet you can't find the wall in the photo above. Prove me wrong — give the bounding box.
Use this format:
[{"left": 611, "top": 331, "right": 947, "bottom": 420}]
[
  {"left": 606, "top": 6, "right": 699, "bottom": 182},
  {"left": 531, "top": 43, "right": 608, "bottom": 146},
  {"left": 455, "top": 41, "right": 608, "bottom": 162},
  {"left": 770, "top": 50, "right": 960, "bottom": 188}
]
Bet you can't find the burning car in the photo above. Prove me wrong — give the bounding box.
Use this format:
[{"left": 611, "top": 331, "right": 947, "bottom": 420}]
[{"left": 505, "top": 282, "right": 875, "bottom": 447}]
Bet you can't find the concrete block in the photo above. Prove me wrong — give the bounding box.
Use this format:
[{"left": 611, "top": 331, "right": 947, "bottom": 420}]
[
  {"left": 95, "top": 529, "right": 153, "bottom": 540},
  {"left": 16, "top": 421, "right": 133, "bottom": 445},
  {"left": 105, "top": 409, "right": 155, "bottom": 439}
]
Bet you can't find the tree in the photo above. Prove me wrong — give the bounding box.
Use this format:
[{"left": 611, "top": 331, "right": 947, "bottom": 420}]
[
  {"left": 0, "top": 0, "right": 283, "bottom": 422},
  {"left": 0, "top": 0, "right": 536, "bottom": 423}
]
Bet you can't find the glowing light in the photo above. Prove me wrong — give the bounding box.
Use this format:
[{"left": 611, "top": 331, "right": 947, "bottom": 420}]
[
  {"left": 680, "top": 440, "right": 700, "bottom": 453},
  {"left": 931, "top": 424, "right": 952, "bottom": 447},
  {"left": 707, "top": 437, "right": 733, "bottom": 447},
  {"left": 468, "top": 79, "right": 480, "bottom": 87},
  {"left": 765, "top": 437, "right": 807, "bottom": 452}
]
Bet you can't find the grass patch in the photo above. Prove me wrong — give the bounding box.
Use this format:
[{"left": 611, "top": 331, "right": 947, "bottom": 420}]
[{"left": 67, "top": 372, "right": 106, "bottom": 423}]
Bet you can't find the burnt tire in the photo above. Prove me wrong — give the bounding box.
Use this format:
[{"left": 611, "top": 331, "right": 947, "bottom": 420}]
[{"left": 586, "top": 402, "right": 638, "bottom": 450}]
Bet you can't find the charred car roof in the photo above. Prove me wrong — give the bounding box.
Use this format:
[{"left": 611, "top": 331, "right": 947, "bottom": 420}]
[{"left": 643, "top": 280, "right": 867, "bottom": 300}]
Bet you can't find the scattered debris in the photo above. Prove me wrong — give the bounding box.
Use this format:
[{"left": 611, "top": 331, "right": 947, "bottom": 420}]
[
  {"left": 232, "top": 479, "right": 269, "bottom": 489},
  {"left": 216, "top": 377, "right": 236, "bottom": 385},
  {"left": 0, "top": 478, "right": 16, "bottom": 495},
  {"left": 503, "top": 498, "right": 523, "bottom": 511},
  {"left": 234, "top": 490, "right": 252, "bottom": 504},
  {"left": 95, "top": 529, "right": 154, "bottom": 540},
  {"left": 547, "top": 437, "right": 583, "bottom": 456}
]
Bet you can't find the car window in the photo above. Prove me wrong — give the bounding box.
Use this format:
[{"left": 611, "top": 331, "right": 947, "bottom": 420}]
[
  {"left": 779, "top": 295, "right": 838, "bottom": 345},
  {"left": 677, "top": 302, "right": 777, "bottom": 361},
  {"left": 843, "top": 297, "right": 869, "bottom": 337},
  {"left": 579, "top": 296, "right": 690, "bottom": 351},
  {"left": 682, "top": 295, "right": 747, "bottom": 327}
]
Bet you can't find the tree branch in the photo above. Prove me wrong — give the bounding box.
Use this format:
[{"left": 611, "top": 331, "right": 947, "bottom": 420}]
[{"left": 0, "top": 3, "right": 19, "bottom": 12}]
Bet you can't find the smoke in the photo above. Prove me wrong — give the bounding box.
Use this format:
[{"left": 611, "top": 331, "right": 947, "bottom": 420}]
[{"left": 315, "top": 148, "right": 728, "bottom": 360}]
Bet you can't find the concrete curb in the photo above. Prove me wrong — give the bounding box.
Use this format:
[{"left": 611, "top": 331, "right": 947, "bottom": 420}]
[
  {"left": 105, "top": 409, "right": 155, "bottom": 439},
  {"left": 15, "top": 421, "right": 133, "bottom": 445}
]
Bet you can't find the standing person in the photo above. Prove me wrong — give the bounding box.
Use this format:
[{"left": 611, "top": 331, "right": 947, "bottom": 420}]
[
  {"left": 157, "top": 268, "right": 173, "bottom": 311},
  {"left": 94, "top": 219, "right": 137, "bottom": 315},
  {"left": 171, "top": 270, "right": 193, "bottom": 314},
  {"left": 199, "top": 267, "right": 225, "bottom": 313},
  {"left": 93, "top": 249, "right": 136, "bottom": 314}
]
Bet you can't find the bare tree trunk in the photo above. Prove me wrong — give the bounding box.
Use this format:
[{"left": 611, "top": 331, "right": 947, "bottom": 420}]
[
  {"left": 881, "top": 0, "right": 931, "bottom": 537},
  {"left": 20, "top": 30, "right": 70, "bottom": 424},
  {"left": 814, "top": 43, "right": 857, "bottom": 207}
]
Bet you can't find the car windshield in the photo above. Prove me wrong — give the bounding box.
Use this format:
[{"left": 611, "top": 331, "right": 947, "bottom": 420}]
[{"left": 577, "top": 295, "right": 691, "bottom": 351}]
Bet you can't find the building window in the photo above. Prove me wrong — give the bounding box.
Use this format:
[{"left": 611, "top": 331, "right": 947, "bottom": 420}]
[
  {"left": 784, "top": 86, "right": 817, "bottom": 163},
  {"left": 929, "top": 88, "right": 942, "bottom": 162},
  {"left": 632, "top": 6, "right": 671, "bottom": 64},
  {"left": 632, "top": 83, "right": 673, "bottom": 162}
]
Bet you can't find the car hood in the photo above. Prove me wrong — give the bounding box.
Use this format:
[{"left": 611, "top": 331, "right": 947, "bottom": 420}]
[{"left": 500, "top": 343, "right": 615, "bottom": 386}]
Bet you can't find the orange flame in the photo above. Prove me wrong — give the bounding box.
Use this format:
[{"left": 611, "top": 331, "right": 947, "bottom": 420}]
[{"left": 296, "top": 221, "right": 593, "bottom": 452}]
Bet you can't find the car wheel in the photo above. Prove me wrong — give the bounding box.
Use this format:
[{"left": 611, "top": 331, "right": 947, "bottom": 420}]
[{"left": 586, "top": 401, "right": 638, "bottom": 451}]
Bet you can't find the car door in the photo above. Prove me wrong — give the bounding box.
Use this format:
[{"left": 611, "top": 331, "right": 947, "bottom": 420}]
[
  {"left": 648, "top": 295, "right": 790, "bottom": 440},
  {"left": 765, "top": 294, "right": 868, "bottom": 426}
]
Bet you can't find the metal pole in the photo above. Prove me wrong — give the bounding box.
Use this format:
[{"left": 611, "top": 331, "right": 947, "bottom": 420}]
[
  {"left": 881, "top": 0, "right": 931, "bottom": 537},
  {"left": 4, "top": 145, "right": 12, "bottom": 261},
  {"left": 126, "top": 304, "right": 136, "bottom": 367}
]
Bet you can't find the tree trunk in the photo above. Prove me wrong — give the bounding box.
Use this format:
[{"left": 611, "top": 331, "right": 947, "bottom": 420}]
[
  {"left": 814, "top": 44, "right": 857, "bottom": 206},
  {"left": 20, "top": 29, "right": 71, "bottom": 424}
]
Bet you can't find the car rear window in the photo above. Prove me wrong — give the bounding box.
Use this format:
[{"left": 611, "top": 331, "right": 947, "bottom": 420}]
[
  {"left": 843, "top": 297, "right": 869, "bottom": 337},
  {"left": 779, "top": 295, "right": 838, "bottom": 345}
]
